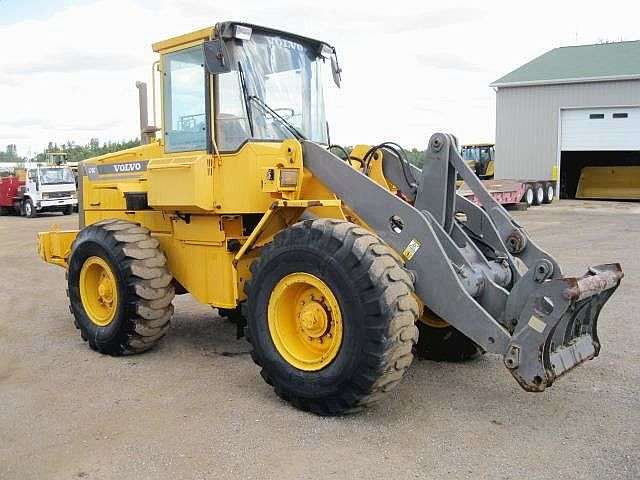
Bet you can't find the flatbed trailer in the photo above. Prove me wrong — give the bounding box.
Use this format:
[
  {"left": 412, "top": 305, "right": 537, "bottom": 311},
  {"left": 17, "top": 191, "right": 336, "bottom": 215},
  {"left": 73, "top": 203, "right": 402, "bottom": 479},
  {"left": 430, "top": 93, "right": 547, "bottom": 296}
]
[{"left": 458, "top": 178, "right": 556, "bottom": 207}]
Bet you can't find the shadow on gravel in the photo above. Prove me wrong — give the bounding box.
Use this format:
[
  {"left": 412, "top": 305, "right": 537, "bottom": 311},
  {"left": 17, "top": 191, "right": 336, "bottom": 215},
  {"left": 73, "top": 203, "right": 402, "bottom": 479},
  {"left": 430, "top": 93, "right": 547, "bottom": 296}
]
[{"left": 164, "top": 309, "right": 252, "bottom": 358}]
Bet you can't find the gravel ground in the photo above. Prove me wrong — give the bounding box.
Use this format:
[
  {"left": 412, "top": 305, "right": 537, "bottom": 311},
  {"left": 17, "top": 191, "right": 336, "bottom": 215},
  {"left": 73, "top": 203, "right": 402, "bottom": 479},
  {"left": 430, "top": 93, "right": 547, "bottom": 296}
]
[{"left": 0, "top": 200, "right": 638, "bottom": 480}]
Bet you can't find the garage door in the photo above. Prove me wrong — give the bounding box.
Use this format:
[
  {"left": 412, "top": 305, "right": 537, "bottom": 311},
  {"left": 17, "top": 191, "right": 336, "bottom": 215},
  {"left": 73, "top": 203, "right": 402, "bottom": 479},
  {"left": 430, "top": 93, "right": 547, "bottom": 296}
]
[{"left": 561, "top": 107, "right": 640, "bottom": 151}]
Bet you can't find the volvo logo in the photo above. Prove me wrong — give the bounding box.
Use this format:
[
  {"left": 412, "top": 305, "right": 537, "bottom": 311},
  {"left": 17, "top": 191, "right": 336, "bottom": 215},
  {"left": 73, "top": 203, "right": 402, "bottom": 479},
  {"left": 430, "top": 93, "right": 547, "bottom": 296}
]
[
  {"left": 114, "top": 162, "right": 143, "bottom": 172},
  {"left": 89, "top": 160, "right": 149, "bottom": 179}
]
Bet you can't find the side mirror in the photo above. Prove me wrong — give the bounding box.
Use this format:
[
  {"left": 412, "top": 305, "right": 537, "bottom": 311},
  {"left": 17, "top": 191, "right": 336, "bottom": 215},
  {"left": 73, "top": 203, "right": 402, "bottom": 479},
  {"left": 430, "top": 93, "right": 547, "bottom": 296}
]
[
  {"left": 203, "top": 39, "right": 233, "bottom": 74},
  {"left": 330, "top": 54, "right": 341, "bottom": 88}
]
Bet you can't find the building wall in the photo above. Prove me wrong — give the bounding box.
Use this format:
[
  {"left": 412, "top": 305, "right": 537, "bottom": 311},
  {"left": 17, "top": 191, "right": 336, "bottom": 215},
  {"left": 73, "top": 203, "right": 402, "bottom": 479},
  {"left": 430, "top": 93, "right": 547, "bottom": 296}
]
[{"left": 494, "top": 79, "right": 640, "bottom": 180}]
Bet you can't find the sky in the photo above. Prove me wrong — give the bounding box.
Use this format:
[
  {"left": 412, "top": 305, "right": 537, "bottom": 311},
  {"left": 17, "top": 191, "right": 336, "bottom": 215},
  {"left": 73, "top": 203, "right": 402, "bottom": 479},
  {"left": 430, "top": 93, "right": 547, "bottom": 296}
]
[{"left": 0, "top": 0, "right": 639, "bottom": 157}]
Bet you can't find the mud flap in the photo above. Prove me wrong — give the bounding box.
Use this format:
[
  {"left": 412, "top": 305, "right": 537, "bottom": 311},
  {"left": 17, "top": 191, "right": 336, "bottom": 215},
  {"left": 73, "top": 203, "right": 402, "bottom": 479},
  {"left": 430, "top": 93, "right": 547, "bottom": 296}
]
[{"left": 505, "top": 264, "right": 623, "bottom": 391}]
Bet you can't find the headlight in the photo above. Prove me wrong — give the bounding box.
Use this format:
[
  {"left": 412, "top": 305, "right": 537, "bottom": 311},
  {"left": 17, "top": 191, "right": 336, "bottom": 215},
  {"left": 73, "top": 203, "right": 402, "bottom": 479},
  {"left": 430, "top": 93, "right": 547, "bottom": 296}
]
[
  {"left": 42, "top": 192, "right": 49, "bottom": 199},
  {"left": 71, "top": 192, "right": 77, "bottom": 199}
]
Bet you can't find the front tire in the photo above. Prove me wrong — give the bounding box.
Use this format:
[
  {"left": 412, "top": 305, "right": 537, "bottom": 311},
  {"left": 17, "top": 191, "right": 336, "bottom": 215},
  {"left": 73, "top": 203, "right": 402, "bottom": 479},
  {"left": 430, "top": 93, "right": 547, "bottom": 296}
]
[
  {"left": 523, "top": 186, "right": 534, "bottom": 207},
  {"left": 245, "top": 219, "right": 419, "bottom": 415},
  {"left": 67, "top": 219, "right": 174, "bottom": 355},
  {"left": 63, "top": 205, "right": 74, "bottom": 215},
  {"left": 24, "top": 199, "right": 37, "bottom": 218}
]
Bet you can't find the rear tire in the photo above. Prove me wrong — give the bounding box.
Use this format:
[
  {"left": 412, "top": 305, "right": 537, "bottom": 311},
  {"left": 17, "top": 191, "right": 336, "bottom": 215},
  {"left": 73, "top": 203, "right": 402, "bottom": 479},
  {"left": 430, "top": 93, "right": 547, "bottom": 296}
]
[
  {"left": 245, "top": 219, "right": 419, "bottom": 415},
  {"left": 67, "top": 219, "right": 174, "bottom": 355}
]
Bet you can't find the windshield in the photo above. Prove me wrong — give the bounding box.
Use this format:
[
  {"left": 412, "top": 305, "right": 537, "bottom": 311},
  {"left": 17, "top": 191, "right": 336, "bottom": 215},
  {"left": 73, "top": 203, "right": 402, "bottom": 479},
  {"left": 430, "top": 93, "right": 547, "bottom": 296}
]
[
  {"left": 39, "top": 167, "right": 75, "bottom": 185},
  {"left": 461, "top": 148, "right": 478, "bottom": 161},
  {"left": 233, "top": 32, "right": 328, "bottom": 144},
  {"left": 462, "top": 146, "right": 493, "bottom": 162}
]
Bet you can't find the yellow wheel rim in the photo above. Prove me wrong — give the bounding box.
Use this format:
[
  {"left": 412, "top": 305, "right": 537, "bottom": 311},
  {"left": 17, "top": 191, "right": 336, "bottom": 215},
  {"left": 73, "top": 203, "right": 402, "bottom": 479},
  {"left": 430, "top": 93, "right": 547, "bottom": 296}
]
[
  {"left": 79, "top": 256, "right": 119, "bottom": 327},
  {"left": 420, "top": 307, "right": 450, "bottom": 329},
  {"left": 268, "top": 273, "right": 343, "bottom": 371}
]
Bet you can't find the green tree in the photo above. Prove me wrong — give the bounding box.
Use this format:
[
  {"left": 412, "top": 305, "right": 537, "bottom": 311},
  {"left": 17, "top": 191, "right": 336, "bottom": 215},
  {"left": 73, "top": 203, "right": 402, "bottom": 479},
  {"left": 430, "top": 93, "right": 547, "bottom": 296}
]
[{"left": 34, "top": 138, "right": 141, "bottom": 163}]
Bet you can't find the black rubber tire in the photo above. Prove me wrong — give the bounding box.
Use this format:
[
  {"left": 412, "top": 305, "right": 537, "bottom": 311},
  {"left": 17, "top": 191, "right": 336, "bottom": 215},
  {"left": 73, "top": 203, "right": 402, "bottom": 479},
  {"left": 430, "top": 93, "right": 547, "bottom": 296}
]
[
  {"left": 532, "top": 184, "right": 544, "bottom": 206},
  {"left": 67, "top": 219, "right": 174, "bottom": 355},
  {"left": 523, "top": 186, "right": 534, "bottom": 207},
  {"left": 24, "top": 199, "right": 37, "bottom": 218},
  {"left": 63, "top": 205, "right": 74, "bottom": 215},
  {"left": 543, "top": 183, "right": 554, "bottom": 204},
  {"left": 244, "top": 219, "right": 419, "bottom": 416},
  {"left": 415, "top": 320, "right": 484, "bottom": 362}
]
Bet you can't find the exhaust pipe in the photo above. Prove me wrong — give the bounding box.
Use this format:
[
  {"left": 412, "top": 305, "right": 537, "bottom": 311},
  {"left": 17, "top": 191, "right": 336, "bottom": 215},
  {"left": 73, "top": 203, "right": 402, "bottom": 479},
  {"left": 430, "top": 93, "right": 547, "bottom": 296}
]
[{"left": 135, "top": 81, "right": 159, "bottom": 145}]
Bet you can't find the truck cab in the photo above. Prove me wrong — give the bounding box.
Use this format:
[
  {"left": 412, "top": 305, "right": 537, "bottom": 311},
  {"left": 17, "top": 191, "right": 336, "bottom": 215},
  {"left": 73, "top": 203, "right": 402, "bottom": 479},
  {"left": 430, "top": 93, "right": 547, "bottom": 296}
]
[{"left": 20, "top": 164, "right": 78, "bottom": 217}]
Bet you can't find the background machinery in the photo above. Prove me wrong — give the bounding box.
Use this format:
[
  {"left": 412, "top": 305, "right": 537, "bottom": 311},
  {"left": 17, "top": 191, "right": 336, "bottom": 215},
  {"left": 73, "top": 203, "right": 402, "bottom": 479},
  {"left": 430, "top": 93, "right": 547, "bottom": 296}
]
[
  {"left": 459, "top": 143, "right": 557, "bottom": 207},
  {"left": 0, "top": 163, "right": 77, "bottom": 217},
  {"left": 38, "top": 22, "right": 622, "bottom": 415},
  {"left": 461, "top": 143, "right": 495, "bottom": 179}
]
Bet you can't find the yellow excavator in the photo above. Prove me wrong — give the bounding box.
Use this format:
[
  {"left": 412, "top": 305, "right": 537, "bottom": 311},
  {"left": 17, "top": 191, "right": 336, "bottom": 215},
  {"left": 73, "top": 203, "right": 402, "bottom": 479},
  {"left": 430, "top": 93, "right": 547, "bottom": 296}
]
[{"left": 38, "top": 22, "right": 623, "bottom": 415}]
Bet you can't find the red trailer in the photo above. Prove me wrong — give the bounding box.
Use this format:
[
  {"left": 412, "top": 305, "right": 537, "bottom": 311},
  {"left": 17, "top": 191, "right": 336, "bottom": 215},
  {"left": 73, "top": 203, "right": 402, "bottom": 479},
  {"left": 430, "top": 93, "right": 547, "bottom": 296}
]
[
  {"left": 458, "top": 179, "right": 525, "bottom": 207},
  {"left": 458, "top": 179, "right": 556, "bottom": 209},
  {"left": 0, "top": 175, "right": 24, "bottom": 214}
]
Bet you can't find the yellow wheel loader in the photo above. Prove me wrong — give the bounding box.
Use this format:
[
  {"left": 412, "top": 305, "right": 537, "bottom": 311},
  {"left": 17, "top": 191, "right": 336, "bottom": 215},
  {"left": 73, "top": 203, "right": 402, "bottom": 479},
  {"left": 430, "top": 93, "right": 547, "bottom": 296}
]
[
  {"left": 461, "top": 143, "right": 495, "bottom": 179},
  {"left": 38, "top": 22, "right": 623, "bottom": 416}
]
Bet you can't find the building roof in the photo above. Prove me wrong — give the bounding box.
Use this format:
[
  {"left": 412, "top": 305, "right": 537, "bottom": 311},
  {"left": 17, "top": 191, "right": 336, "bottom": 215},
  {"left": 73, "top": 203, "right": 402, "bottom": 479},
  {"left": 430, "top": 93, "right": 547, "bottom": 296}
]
[{"left": 491, "top": 40, "right": 640, "bottom": 88}]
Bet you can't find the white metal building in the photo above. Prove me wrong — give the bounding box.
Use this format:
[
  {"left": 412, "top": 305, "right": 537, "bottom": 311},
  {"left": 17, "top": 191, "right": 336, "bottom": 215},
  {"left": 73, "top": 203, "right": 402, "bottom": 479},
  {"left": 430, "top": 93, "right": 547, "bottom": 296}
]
[{"left": 491, "top": 41, "right": 640, "bottom": 198}]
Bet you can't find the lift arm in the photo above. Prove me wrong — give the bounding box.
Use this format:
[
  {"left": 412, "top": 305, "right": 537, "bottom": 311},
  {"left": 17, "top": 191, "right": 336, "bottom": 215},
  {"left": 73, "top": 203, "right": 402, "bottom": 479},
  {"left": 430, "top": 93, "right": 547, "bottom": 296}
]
[{"left": 302, "top": 133, "right": 623, "bottom": 392}]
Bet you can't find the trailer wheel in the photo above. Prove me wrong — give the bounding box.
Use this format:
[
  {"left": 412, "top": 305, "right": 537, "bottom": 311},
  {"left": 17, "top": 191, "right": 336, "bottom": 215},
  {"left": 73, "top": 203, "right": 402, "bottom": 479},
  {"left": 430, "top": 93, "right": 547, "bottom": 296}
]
[
  {"left": 67, "top": 219, "right": 174, "bottom": 355},
  {"left": 23, "top": 199, "right": 37, "bottom": 218},
  {"left": 523, "top": 186, "right": 534, "bottom": 206},
  {"left": 533, "top": 184, "right": 544, "bottom": 206},
  {"left": 415, "top": 309, "right": 483, "bottom": 362},
  {"left": 244, "top": 219, "right": 419, "bottom": 415},
  {"left": 543, "top": 183, "right": 554, "bottom": 204}
]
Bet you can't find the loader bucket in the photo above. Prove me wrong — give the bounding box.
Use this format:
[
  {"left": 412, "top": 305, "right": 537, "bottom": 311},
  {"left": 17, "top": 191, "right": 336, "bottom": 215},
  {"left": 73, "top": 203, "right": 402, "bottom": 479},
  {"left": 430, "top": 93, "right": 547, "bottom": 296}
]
[
  {"left": 505, "top": 264, "right": 623, "bottom": 391},
  {"left": 576, "top": 165, "right": 640, "bottom": 200}
]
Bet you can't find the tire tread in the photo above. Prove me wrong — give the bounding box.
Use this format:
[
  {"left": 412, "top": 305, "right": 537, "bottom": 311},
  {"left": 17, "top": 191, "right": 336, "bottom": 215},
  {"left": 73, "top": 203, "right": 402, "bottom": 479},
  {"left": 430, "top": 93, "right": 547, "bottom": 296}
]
[
  {"left": 67, "top": 219, "right": 174, "bottom": 355},
  {"left": 244, "top": 219, "right": 419, "bottom": 415}
]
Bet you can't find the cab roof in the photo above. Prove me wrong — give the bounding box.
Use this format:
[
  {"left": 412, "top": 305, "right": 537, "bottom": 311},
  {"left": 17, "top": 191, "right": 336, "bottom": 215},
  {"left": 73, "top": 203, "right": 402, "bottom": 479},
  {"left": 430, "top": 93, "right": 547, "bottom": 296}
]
[
  {"left": 152, "top": 27, "right": 214, "bottom": 53},
  {"left": 152, "top": 21, "right": 334, "bottom": 54}
]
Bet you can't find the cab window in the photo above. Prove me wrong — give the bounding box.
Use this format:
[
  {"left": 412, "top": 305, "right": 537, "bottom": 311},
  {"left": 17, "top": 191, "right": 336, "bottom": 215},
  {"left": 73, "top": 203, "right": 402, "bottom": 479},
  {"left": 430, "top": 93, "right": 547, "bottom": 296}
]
[
  {"left": 163, "top": 46, "right": 207, "bottom": 153},
  {"left": 216, "top": 72, "right": 251, "bottom": 152}
]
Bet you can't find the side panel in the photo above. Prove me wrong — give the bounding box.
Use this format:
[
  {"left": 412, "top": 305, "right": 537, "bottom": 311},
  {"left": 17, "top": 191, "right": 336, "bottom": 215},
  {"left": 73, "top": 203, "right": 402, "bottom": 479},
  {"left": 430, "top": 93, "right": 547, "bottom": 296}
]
[
  {"left": 83, "top": 209, "right": 238, "bottom": 307},
  {"left": 214, "top": 140, "right": 304, "bottom": 213},
  {"left": 147, "top": 155, "right": 215, "bottom": 210}
]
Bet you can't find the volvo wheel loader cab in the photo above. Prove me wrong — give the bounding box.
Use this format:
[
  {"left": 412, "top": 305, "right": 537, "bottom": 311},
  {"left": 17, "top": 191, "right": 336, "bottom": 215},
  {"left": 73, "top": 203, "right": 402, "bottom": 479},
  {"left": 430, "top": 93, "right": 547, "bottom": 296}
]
[{"left": 38, "top": 22, "right": 623, "bottom": 416}]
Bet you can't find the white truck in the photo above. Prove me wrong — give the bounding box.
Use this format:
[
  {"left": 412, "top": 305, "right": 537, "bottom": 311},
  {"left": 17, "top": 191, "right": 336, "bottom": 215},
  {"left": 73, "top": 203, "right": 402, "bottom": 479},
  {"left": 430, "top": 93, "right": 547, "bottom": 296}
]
[{"left": 19, "top": 164, "right": 78, "bottom": 217}]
